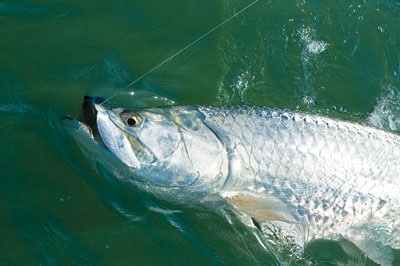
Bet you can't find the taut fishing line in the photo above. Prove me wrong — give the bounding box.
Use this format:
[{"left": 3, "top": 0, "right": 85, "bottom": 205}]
[{"left": 101, "top": 0, "right": 259, "bottom": 105}]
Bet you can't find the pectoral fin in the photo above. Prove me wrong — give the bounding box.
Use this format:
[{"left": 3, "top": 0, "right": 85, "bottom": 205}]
[
  {"left": 225, "top": 194, "right": 298, "bottom": 226},
  {"left": 224, "top": 193, "right": 305, "bottom": 259}
]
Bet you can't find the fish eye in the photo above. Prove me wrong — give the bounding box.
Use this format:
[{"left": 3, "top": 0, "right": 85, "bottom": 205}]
[{"left": 121, "top": 112, "right": 142, "bottom": 127}]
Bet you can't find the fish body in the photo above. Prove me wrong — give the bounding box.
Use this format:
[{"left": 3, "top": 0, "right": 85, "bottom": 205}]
[
  {"left": 199, "top": 106, "right": 400, "bottom": 250},
  {"left": 64, "top": 97, "right": 400, "bottom": 264}
]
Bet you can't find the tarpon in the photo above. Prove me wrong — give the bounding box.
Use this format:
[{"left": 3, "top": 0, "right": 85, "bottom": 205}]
[{"left": 64, "top": 96, "right": 400, "bottom": 265}]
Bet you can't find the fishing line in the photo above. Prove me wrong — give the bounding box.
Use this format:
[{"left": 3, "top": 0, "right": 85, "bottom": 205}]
[{"left": 101, "top": 0, "right": 259, "bottom": 105}]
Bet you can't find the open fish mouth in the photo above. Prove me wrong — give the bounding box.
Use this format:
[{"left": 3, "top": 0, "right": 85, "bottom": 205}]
[{"left": 77, "top": 96, "right": 105, "bottom": 143}]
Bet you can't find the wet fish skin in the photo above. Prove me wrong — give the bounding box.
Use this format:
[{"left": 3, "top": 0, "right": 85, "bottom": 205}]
[
  {"left": 199, "top": 106, "right": 400, "bottom": 247},
  {"left": 66, "top": 99, "right": 400, "bottom": 264}
]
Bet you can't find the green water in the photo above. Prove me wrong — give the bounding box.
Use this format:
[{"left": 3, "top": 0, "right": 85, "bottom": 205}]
[{"left": 1, "top": 0, "right": 400, "bottom": 264}]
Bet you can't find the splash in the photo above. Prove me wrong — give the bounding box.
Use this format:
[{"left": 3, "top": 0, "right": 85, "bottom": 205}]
[
  {"left": 367, "top": 87, "right": 400, "bottom": 131},
  {"left": 298, "top": 27, "right": 328, "bottom": 106},
  {"left": 299, "top": 27, "right": 328, "bottom": 55},
  {"left": 216, "top": 70, "right": 255, "bottom": 104},
  {"left": 233, "top": 70, "right": 256, "bottom": 103}
]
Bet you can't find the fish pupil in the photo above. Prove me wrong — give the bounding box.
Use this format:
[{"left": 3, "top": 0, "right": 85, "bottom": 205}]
[{"left": 127, "top": 117, "right": 136, "bottom": 126}]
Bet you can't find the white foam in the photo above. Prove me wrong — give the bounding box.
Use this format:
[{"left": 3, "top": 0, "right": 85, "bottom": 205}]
[
  {"left": 306, "top": 40, "right": 328, "bottom": 54},
  {"left": 367, "top": 87, "right": 400, "bottom": 131},
  {"left": 233, "top": 71, "right": 254, "bottom": 102},
  {"left": 299, "top": 27, "right": 328, "bottom": 55}
]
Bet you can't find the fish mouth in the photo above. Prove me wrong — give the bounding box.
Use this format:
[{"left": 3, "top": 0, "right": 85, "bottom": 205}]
[
  {"left": 79, "top": 96, "right": 143, "bottom": 169},
  {"left": 78, "top": 96, "right": 105, "bottom": 143}
]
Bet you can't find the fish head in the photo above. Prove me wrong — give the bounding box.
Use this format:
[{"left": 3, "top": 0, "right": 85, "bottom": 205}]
[{"left": 74, "top": 96, "right": 228, "bottom": 191}]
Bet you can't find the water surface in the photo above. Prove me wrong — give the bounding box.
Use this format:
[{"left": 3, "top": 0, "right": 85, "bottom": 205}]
[{"left": 1, "top": 0, "right": 400, "bottom": 264}]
